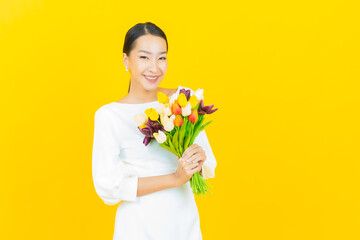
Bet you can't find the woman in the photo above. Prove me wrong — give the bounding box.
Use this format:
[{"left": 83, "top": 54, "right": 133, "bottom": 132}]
[{"left": 92, "top": 22, "right": 217, "bottom": 240}]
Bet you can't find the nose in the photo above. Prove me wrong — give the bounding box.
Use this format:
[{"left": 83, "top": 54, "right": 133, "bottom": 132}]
[{"left": 148, "top": 59, "right": 159, "bottom": 73}]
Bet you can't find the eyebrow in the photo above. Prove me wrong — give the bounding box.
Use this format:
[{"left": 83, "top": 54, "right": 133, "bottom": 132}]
[{"left": 137, "top": 50, "right": 167, "bottom": 55}]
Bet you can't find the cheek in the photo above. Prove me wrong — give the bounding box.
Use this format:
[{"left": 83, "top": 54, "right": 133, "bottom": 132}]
[
  {"left": 160, "top": 61, "right": 168, "bottom": 70},
  {"left": 133, "top": 61, "right": 147, "bottom": 72}
]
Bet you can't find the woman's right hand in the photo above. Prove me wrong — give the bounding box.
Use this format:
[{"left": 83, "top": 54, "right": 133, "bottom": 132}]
[{"left": 173, "top": 147, "right": 202, "bottom": 186}]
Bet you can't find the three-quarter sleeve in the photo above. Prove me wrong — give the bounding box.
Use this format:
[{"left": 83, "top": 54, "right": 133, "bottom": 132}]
[
  {"left": 193, "top": 128, "right": 217, "bottom": 179},
  {"left": 92, "top": 107, "right": 138, "bottom": 205}
]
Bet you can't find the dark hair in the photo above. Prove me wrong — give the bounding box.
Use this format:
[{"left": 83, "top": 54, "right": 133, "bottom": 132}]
[{"left": 123, "top": 22, "right": 168, "bottom": 93}]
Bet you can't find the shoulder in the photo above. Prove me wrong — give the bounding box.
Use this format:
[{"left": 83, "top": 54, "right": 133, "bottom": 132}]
[{"left": 94, "top": 103, "right": 117, "bottom": 119}]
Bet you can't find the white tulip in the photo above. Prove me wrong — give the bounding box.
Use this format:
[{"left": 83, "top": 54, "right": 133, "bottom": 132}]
[
  {"left": 194, "top": 88, "right": 204, "bottom": 101},
  {"left": 181, "top": 102, "right": 192, "bottom": 117},
  {"left": 134, "top": 114, "right": 148, "bottom": 126},
  {"left": 153, "top": 130, "right": 167, "bottom": 144},
  {"left": 160, "top": 113, "right": 168, "bottom": 125},
  {"left": 162, "top": 103, "right": 172, "bottom": 116},
  {"left": 155, "top": 103, "right": 163, "bottom": 115},
  {"left": 169, "top": 92, "right": 179, "bottom": 105},
  {"left": 163, "top": 119, "right": 174, "bottom": 131},
  {"left": 160, "top": 113, "right": 174, "bottom": 131}
]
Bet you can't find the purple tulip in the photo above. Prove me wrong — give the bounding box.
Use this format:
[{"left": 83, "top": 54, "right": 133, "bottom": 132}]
[
  {"left": 138, "top": 118, "right": 165, "bottom": 146},
  {"left": 143, "top": 136, "right": 152, "bottom": 146},
  {"left": 179, "top": 88, "right": 191, "bottom": 101},
  {"left": 198, "top": 99, "right": 218, "bottom": 115}
]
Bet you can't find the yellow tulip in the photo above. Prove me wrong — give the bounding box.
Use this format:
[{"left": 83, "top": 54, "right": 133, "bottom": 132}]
[
  {"left": 177, "top": 93, "right": 188, "bottom": 107},
  {"left": 145, "top": 108, "right": 159, "bottom": 121},
  {"left": 189, "top": 95, "right": 198, "bottom": 108},
  {"left": 157, "top": 91, "right": 169, "bottom": 104}
]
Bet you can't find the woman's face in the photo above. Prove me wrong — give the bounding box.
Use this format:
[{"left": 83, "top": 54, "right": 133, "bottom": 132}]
[{"left": 124, "top": 34, "right": 168, "bottom": 90}]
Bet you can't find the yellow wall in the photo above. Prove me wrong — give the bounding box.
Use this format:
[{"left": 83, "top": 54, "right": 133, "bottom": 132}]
[{"left": 1, "top": 0, "right": 359, "bottom": 239}]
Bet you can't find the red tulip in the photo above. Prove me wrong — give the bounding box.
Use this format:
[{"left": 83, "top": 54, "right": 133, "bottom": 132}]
[
  {"left": 174, "top": 115, "right": 183, "bottom": 127},
  {"left": 188, "top": 109, "right": 198, "bottom": 123},
  {"left": 171, "top": 100, "right": 182, "bottom": 115}
]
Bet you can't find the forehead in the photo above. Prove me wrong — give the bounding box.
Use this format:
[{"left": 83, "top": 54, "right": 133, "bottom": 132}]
[{"left": 133, "top": 35, "right": 167, "bottom": 54}]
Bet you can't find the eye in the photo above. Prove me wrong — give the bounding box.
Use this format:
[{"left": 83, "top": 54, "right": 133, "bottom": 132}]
[
  {"left": 140, "top": 56, "right": 148, "bottom": 59},
  {"left": 160, "top": 57, "right": 167, "bottom": 60}
]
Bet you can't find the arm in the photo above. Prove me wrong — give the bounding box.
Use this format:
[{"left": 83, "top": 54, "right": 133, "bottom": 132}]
[
  {"left": 137, "top": 173, "right": 180, "bottom": 197},
  {"left": 92, "top": 108, "right": 182, "bottom": 205}
]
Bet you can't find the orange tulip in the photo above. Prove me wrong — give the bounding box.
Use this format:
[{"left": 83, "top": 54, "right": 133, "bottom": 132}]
[
  {"left": 174, "top": 115, "right": 183, "bottom": 127},
  {"left": 188, "top": 109, "right": 198, "bottom": 123},
  {"left": 171, "top": 100, "right": 182, "bottom": 115}
]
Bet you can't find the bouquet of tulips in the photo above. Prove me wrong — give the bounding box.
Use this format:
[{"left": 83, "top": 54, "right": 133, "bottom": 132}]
[{"left": 133, "top": 87, "right": 218, "bottom": 195}]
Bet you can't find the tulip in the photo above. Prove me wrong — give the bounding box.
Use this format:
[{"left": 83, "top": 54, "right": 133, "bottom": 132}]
[
  {"left": 155, "top": 103, "right": 163, "bottom": 115},
  {"left": 145, "top": 107, "right": 159, "bottom": 121},
  {"left": 138, "top": 118, "right": 166, "bottom": 146},
  {"left": 160, "top": 113, "right": 174, "bottom": 131},
  {"left": 145, "top": 118, "right": 165, "bottom": 133},
  {"left": 162, "top": 103, "right": 172, "bottom": 116},
  {"left": 188, "top": 95, "right": 198, "bottom": 108},
  {"left": 137, "top": 125, "right": 153, "bottom": 146},
  {"left": 161, "top": 114, "right": 175, "bottom": 131},
  {"left": 188, "top": 109, "right": 198, "bottom": 123},
  {"left": 164, "top": 120, "right": 174, "bottom": 132},
  {"left": 169, "top": 92, "right": 179, "bottom": 105},
  {"left": 159, "top": 113, "right": 168, "bottom": 125},
  {"left": 177, "top": 93, "right": 188, "bottom": 107},
  {"left": 157, "top": 91, "right": 169, "bottom": 104},
  {"left": 169, "top": 114, "right": 176, "bottom": 122},
  {"left": 179, "top": 88, "right": 191, "bottom": 101},
  {"left": 174, "top": 115, "right": 183, "bottom": 127},
  {"left": 197, "top": 99, "right": 218, "bottom": 115},
  {"left": 153, "top": 130, "right": 167, "bottom": 144},
  {"left": 181, "top": 102, "right": 192, "bottom": 117},
  {"left": 194, "top": 88, "right": 204, "bottom": 102},
  {"left": 171, "top": 100, "right": 182, "bottom": 115},
  {"left": 134, "top": 113, "right": 148, "bottom": 126}
]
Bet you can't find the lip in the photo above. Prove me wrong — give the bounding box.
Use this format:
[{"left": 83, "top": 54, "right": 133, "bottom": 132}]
[{"left": 144, "top": 75, "right": 159, "bottom": 82}]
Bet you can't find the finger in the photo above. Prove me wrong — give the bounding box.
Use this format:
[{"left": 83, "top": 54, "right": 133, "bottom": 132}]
[
  {"left": 190, "top": 165, "right": 202, "bottom": 175},
  {"left": 187, "top": 165, "right": 199, "bottom": 174},
  {"left": 184, "top": 147, "right": 202, "bottom": 160},
  {"left": 186, "top": 162, "right": 199, "bottom": 171},
  {"left": 182, "top": 144, "right": 198, "bottom": 158},
  {"left": 185, "top": 153, "right": 202, "bottom": 163},
  {"left": 180, "top": 158, "right": 188, "bottom": 166}
]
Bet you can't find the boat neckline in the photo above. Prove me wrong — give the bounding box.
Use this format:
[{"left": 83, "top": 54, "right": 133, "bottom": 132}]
[{"left": 111, "top": 85, "right": 182, "bottom": 106}]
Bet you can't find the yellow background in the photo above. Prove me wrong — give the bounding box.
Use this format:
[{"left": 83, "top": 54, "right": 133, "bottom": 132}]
[{"left": 1, "top": 0, "right": 359, "bottom": 239}]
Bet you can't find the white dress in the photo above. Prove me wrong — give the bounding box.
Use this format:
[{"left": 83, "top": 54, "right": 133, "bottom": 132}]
[{"left": 92, "top": 85, "right": 217, "bottom": 240}]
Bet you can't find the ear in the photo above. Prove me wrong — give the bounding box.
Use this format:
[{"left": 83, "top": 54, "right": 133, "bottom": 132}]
[{"left": 123, "top": 53, "right": 129, "bottom": 67}]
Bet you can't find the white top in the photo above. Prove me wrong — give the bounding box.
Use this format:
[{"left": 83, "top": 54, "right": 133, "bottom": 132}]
[{"left": 92, "top": 85, "right": 217, "bottom": 240}]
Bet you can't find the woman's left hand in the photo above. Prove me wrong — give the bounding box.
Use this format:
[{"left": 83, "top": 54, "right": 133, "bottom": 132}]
[{"left": 182, "top": 144, "right": 206, "bottom": 174}]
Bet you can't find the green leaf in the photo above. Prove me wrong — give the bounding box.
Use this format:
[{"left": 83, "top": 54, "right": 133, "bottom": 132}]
[
  {"left": 172, "top": 130, "right": 179, "bottom": 154},
  {"left": 178, "top": 119, "right": 187, "bottom": 150},
  {"left": 198, "top": 120, "right": 213, "bottom": 132},
  {"left": 193, "top": 115, "right": 205, "bottom": 135},
  {"left": 159, "top": 143, "right": 178, "bottom": 156},
  {"left": 184, "top": 133, "right": 191, "bottom": 149},
  {"left": 189, "top": 120, "right": 213, "bottom": 146}
]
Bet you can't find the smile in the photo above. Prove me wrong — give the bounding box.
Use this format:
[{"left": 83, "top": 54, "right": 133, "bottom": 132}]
[{"left": 144, "top": 75, "right": 159, "bottom": 82}]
